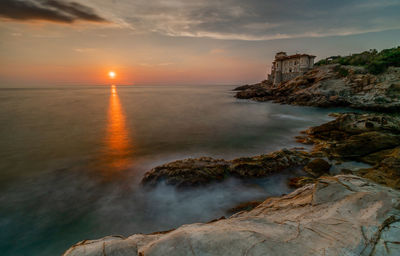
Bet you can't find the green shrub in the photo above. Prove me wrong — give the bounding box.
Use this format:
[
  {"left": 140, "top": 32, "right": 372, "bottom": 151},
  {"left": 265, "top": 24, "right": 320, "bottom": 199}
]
[
  {"left": 367, "top": 61, "right": 387, "bottom": 75},
  {"left": 333, "top": 65, "right": 349, "bottom": 77}
]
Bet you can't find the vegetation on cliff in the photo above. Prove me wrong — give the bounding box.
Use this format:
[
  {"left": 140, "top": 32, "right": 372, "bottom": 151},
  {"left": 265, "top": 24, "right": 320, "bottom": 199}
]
[{"left": 316, "top": 46, "right": 400, "bottom": 74}]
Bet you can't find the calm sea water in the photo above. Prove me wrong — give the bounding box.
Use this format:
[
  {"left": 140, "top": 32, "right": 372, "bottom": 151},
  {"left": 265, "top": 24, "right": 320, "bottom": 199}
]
[{"left": 0, "top": 85, "right": 344, "bottom": 255}]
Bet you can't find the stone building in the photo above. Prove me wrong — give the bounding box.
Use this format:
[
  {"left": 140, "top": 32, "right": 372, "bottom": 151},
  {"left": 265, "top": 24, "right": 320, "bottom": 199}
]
[{"left": 268, "top": 52, "right": 316, "bottom": 85}]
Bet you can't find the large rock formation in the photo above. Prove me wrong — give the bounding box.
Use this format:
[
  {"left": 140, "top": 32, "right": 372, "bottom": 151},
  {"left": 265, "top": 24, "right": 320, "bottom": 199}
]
[
  {"left": 63, "top": 175, "right": 400, "bottom": 256},
  {"left": 235, "top": 65, "right": 400, "bottom": 111}
]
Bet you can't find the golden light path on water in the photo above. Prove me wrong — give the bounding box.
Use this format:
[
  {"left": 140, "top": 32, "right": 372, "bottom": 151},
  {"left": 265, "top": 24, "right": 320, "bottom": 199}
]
[{"left": 101, "top": 85, "right": 132, "bottom": 175}]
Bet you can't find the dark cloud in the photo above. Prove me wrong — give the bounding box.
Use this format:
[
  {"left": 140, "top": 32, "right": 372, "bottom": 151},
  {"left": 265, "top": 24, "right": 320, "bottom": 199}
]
[
  {"left": 103, "top": 0, "right": 400, "bottom": 40},
  {"left": 0, "top": 0, "right": 107, "bottom": 23}
]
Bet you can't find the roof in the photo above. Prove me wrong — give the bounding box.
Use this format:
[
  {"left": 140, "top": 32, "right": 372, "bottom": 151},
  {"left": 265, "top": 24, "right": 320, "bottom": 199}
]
[{"left": 276, "top": 53, "right": 316, "bottom": 61}]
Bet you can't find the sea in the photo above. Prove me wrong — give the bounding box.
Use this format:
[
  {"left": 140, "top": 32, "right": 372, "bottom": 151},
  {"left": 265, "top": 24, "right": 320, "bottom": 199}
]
[{"left": 0, "top": 84, "right": 346, "bottom": 255}]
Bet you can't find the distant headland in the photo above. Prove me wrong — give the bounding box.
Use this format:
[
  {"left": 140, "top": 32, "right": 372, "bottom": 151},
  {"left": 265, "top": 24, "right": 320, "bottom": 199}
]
[{"left": 235, "top": 46, "right": 400, "bottom": 111}]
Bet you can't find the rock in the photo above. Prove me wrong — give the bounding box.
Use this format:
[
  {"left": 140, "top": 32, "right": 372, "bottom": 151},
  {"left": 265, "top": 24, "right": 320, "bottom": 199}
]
[
  {"left": 333, "top": 131, "right": 400, "bottom": 158},
  {"left": 303, "top": 158, "right": 331, "bottom": 177},
  {"left": 141, "top": 157, "right": 230, "bottom": 187},
  {"left": 358, "top": 146, "right": 400, "bottom": 189},
  {"left": 304, "top": 113, "right": 400, "bottom": 157},
  {"left": 233, "top": 84, "right": 251, "bottom": 91},
  {"left": 63, "top": 175, "right": 400, "bottom": 256},
  {"left": 233, "top": 83, "right": 270, "bottom": 91},
  {"left": 235, "top": 65, "right": 400, "bottom": 111},
  {"left": 234, "top": 81, "right": 273, "bottom": 99},
  {"left": 142, "top": 149, "right": 310, "bottom": 188},
  {"left": 287, "top": 176, "right": 315, "bottom": 188},
  {"left": 229, "top": 149, "right": 310, "bottom": 178}
]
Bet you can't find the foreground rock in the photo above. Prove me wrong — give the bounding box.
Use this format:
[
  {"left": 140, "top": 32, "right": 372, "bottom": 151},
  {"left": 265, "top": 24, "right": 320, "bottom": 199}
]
[
  {"left": 297, "top": 112, "right": 400, "bottom": 189},
  {"left": 235, "top": 65, "right": 400, "bottom": 111},
  {"left": 64, "top": 175, "right": 400, "bottom": 256},
  {"left": 141, "top": 149, "right": 310, "bottom": 187}
]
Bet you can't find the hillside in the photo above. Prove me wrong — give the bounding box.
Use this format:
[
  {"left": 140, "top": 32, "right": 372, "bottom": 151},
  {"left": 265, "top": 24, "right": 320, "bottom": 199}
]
[{"left": 316, "top": 46, "right": 400, "bottom": 74}]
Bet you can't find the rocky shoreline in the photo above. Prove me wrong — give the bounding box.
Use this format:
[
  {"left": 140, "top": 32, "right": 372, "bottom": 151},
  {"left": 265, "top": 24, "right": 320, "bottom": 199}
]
[
  {"left": 140, "top": 112, "right": 400, "bottom": 190},
  {"left": 64, "top": 64, "right": 400, "bottom": 255}
]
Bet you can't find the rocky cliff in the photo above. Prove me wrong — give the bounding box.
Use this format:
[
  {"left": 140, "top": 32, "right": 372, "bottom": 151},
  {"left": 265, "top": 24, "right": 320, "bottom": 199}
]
[
  {"left": 235, "top": 65, "right": 400, "bottom": 111},
  {"left": 64, "top": 175, "right": 400, "bottom": 256}
]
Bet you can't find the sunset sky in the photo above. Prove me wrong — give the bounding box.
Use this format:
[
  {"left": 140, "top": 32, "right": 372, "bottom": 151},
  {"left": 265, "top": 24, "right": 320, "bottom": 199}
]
[{"left": 1, "top": 0, "right": 400, "bottom": 86}]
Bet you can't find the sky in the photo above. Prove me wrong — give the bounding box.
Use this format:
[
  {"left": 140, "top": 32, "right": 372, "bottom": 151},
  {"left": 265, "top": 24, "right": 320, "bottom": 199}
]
[{"left": 0, "top": 0, "right": 400, "bottom": 86}]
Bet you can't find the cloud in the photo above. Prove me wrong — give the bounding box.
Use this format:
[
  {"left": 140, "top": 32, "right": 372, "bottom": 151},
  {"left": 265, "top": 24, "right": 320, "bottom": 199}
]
[
  {"left": 91, "top": 0, "right": 400, "bottom": 41},
  {"left": 0, "top": 0, "right": 107, "bottom": 23}
]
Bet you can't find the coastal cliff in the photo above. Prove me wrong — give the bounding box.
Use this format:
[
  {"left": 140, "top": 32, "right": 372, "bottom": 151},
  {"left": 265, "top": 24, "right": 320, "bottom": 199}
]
[
  {"left": 235, "top": 65, "right": 400, "bottom": 111},
  {"left": 64, "top": 175, "right": 400, "bottom": 256}
]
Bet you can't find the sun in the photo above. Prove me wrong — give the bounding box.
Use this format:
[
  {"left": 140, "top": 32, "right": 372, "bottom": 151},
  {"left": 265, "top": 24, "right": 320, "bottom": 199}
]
[{"left": 108, "top": 71, "right": 116, "bottom": 79}]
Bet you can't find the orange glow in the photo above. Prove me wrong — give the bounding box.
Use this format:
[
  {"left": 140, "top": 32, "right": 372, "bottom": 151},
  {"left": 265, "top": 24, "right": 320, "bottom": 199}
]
[
  {"left": 102, "top": 85, "right": 132, "bottom": 173},
  {"left": 108, "top": 71, "right": 116, "bottom": 79}
]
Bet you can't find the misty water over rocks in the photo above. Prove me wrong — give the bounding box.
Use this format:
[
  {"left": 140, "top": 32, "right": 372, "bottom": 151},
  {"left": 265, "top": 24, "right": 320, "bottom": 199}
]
[{"left": 0, "top": 85, "right": 348, "bottom": 255}]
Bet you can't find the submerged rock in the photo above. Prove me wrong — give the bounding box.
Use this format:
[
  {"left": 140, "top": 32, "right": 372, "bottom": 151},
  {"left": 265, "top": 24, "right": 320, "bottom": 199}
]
[
  {"left": 63, "top": 175, "right": 400, "bottom": 256},
  {"left": 141, "top": 149, "right": 310, "bottom": 188},
  {"left": 235, "top": 65, "right": 400, "bottom": 111}
]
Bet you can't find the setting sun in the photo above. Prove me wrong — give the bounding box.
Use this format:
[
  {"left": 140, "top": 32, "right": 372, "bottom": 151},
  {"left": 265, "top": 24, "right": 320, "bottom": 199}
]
[{"left": 108, "top": 71, "right": 116, "bottom": 79}]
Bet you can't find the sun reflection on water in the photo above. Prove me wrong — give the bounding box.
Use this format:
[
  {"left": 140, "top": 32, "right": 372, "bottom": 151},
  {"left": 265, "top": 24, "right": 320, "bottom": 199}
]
[{"left": 102, "top": 85, "right": 132, "bottom": 174}]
